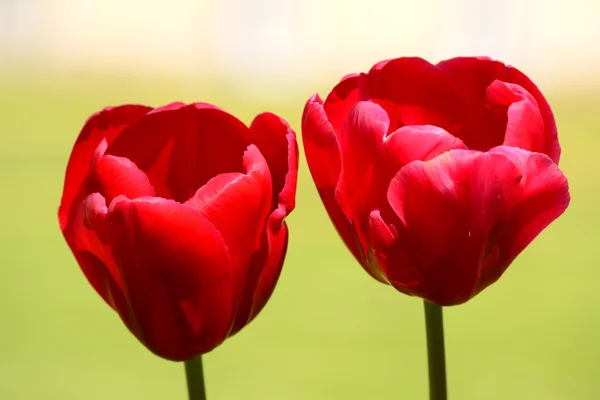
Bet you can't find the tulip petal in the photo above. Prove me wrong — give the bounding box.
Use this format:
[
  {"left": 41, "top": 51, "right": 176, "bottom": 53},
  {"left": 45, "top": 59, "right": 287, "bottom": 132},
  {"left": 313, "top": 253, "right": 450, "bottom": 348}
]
[
  {"left": 185, "top": 145, "right": 272, "bottom": 332},
  {"left": 228, "top": 221, "right": 289, "bottom": 335},
  {"left": 368, "top": 209, "right": 422, "bottom": 287},
  {"left": 71, "top": 193, "right": 144, "bottom": 337},
  {"left": 486, "top": 80, "right": 545, "bottom": 154},
  {"left": 387, "top": 150, "right": 521, "bottom": 305},
  {"left": 336, "top": 101, "right": 388, "bottom": 252},
  {"left": 87, "top": 140, "right": 155, "bottom": 205},
  {"left": 382, "top": 125, "right": 467, "bottom": 185},
  {"left": 366, "top": 57, "right": 463, "bottom": 134},
  {"left": 74, "top": 194, "right": 123, "bottom": 304},
  {"left": 248, "top": 112, "right": 298, "bottom": 230},
  {"left": 302, "top": 95, "right": 367, "bottom": 265},
  {"left": 387, "top": 148, "right": 569, "bottom": 305},
  {"left": 59, "top": 105, "right": 152, "bottom": 231},
  {"left": 323, "top": 73, "right": 370, "bottom": 135},
  {"left": 107, "top": 196, "right": 232, "bottom": 360},
  {"left": 437, "top": 57, "right": 560, "bottom": 161},
  {"left": 247, "top": 222, "right": 288, "bottom": 323},
  {"left": 106, "top": 104, "right": 251, "bottom": 202},
  {"left": 488, "top": 146, "right": 570, "bottom": 278}
]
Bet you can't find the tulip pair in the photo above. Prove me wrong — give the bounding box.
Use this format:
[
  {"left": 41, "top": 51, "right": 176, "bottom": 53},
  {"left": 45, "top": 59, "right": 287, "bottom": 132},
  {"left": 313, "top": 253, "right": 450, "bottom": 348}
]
[{"left": 59, "top": 57, "right": 570, "bottom": 361}]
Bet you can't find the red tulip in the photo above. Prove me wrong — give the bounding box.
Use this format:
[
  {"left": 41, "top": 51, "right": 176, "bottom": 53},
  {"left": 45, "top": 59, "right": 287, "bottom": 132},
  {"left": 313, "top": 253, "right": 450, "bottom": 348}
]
[
  {"left": 302, "top": 57, "right": 570, "bottom": 306},
  {"left": 59, "top": 102, "right": 298, "bottom": 360}
]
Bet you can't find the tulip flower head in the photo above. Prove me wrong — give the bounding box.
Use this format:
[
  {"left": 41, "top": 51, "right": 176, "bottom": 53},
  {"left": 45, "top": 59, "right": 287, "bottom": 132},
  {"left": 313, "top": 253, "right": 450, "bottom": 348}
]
[
  {"left": 302, "top": 57, "right": 570, "bottom": 306},
  {"left": 59, "top": 103, "right": 298, "bottom": 360}
]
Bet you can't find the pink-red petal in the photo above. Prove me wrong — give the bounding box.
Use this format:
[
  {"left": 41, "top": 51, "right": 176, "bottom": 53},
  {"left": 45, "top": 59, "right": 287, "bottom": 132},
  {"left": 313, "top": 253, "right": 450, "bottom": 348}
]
[
  {"left": 486, "top": 80, "right": 545, "bottom": 154},
  {"left": 381, "top": 125, "right": 467, "bottom": 188},
  {"left": 386, "top": 148, "right": 569, "bottom": 305},
  {"left": 488, "top": 146, "right": 570, "bottom": 276}
]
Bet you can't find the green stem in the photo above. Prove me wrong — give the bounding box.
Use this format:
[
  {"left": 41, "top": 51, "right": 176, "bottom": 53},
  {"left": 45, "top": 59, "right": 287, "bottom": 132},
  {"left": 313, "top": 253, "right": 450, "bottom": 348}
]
[
  {"left": 424, "top": 301, "right": 448, "bottom": 400},
  {"left": 184, "top": 356, "right": 207, "bottom": 400}
]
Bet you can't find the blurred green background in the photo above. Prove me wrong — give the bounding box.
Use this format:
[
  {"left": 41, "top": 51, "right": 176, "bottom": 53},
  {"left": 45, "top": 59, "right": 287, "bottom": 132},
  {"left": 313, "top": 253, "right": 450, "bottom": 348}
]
[
  {"left": 0, "top": 70, "right": 598, "bottom": 400},
  {"left": 2, "top": 0, "right": 600, "bottom": 398}
]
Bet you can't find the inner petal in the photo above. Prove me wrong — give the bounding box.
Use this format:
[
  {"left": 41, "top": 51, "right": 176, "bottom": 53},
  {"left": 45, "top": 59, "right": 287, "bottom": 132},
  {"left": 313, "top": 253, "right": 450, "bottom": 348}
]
[
  {"left": 87, "top": 141, "right": 155, "bottom": 205},
  {"left": 106, "top": 105, "right": 251, "bottom": 203}
]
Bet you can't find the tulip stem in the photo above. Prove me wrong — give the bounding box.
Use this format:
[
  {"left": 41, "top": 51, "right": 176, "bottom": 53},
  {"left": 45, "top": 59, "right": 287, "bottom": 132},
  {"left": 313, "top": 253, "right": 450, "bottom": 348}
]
[
  {"left": 184, "top": 356, "right": 207, "bottom": 400},
  {"left": 424, "top": 301, "right": 448, "bottom": 400}
]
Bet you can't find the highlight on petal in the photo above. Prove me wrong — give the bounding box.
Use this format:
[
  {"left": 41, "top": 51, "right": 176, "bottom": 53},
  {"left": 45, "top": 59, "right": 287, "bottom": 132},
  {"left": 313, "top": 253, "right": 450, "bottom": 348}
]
[
  {"left": 87, "top": 142, "right": 155, "bottom": 205},
  {"left": 382, "top": 125, "right": 467, "bottom": 182},
  {"left": 107, "top": 196, "right": 233, "bottom": 360}
]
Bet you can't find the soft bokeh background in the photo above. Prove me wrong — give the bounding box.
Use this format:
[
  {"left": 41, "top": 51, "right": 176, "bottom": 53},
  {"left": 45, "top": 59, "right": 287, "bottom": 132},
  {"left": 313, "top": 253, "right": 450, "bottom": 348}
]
[{"left": 1, "top": 1, "right": 599, "bottom": 399}]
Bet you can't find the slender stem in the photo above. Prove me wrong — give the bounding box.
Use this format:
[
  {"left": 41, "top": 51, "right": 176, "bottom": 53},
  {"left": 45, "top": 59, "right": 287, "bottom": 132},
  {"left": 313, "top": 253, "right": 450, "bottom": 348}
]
[
  {"left": 423, "top": 301, "right": 448, "bottom": 400},
  {"left": 185, "top": 356, "right": 207, "bottom": 400}
]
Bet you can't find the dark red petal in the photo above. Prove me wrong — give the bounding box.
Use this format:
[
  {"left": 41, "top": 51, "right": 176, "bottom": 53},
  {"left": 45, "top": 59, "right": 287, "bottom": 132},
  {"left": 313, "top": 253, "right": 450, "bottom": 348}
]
[
  {"left": 107, "top": 196, "right": 232, "bottom": 361},
  {"left": 248, "top": 112, "right": 298, "bottom": 230},
  {"left": 228, "top": 221, "right": 289, "bottom": 335},
  {"left": 87, "top": 141, "right": 155, "bottom": 205},
  {"left": 323, "top": 73, "right": 369, "bottom": 136},
  {"left": 486, "top": 80, "right": 545, "bottom": 154},
  {"left": 74, "top": 194, "right": 123, "bottom": 304},
  {"left": 106, "top": 104, "right": 250, "bottom": 202},
  {"left": 336, "top": 101, "right": 388, "bottom": 250},
  {"left": 302, "top": 95, "right": 366, "bottom": 265},
  {"left": 366, "top": 57, "right": 462, "bottom": 134},
  {"left": 185, "top": 145, "right": 272, "bottom": 333},
  {"left": 59, "top": 105, "right": 152, "bottom": 231},
  {"left": 70, "top": 193, "right": 143, "bottom": 337},
  {"left": 368, "top": 210, "right": 422, "bottom": 288},
  {"left": 437, "top": 57, "right": 560, "bottom": 161},
  {"left": 247, "top": 222, "right": 288, "bottom": 323}
]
